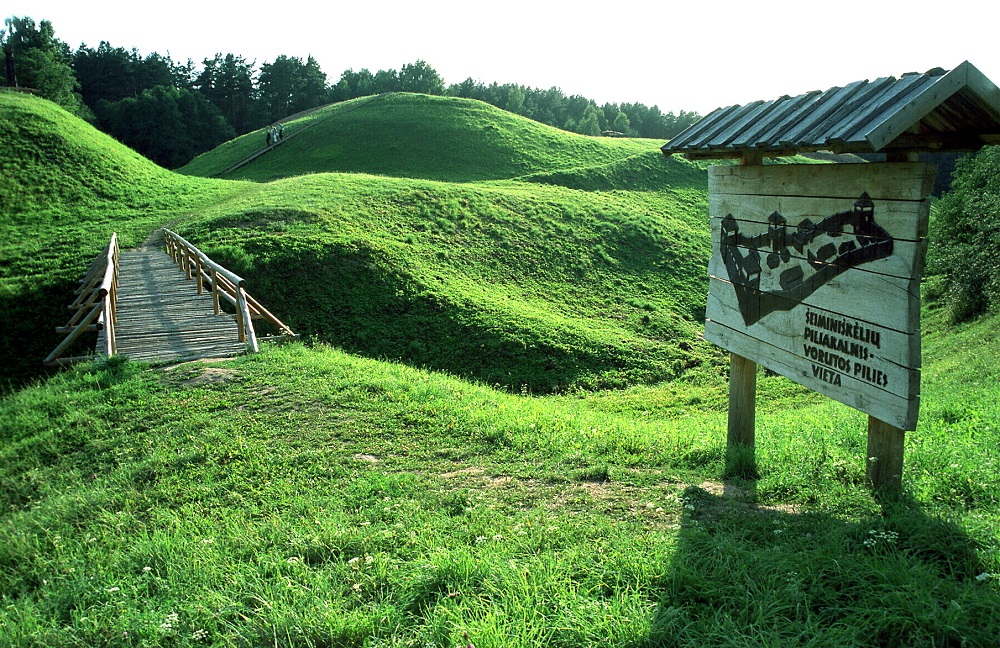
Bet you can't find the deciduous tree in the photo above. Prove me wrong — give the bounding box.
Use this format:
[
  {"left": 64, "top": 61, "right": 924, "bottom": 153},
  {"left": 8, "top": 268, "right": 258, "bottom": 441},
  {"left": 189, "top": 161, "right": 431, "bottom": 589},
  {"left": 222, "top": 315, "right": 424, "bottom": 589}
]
[
  {"left": 399, "top": 60, "right": 444, "bottom": 95},
  {"left": 2, "top": 16, "right": 83, "bottom": 114}
]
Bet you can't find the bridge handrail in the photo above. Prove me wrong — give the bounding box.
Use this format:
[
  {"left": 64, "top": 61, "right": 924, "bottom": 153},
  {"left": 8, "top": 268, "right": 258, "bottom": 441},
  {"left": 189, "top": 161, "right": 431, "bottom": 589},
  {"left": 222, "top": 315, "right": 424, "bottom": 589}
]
[
  {"left": 44, "top": 233, "right": 119, "bottom": 366},
  {"left": 162, "top": 229, "right": 296, "bottom": 353}
]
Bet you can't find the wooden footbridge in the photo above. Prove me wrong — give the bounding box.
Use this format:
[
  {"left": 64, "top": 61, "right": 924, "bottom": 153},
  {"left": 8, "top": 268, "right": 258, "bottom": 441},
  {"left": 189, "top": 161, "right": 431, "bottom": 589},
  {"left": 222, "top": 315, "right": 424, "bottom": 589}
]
[{"left": 45, "top": 230, "right": 295, "bottom": 366}]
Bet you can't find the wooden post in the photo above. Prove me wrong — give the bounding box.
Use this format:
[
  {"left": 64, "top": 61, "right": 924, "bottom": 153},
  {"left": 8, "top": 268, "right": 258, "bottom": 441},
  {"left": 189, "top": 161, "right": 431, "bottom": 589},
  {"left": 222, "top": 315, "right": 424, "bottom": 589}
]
[
  {"left": 866, "top": 416, "right": 905, "bottom": 494},
  {"left": 102, "top": 293, "right": 115, "bottom": 357},
  {"left": 726, "top": 352, "right": 758, "bottom": 477},
  {"left": 196, "top": 257, "right": 204, "bottom": 294},
  {"left": 723, "top": 149, "right": 764, "bottom": 478},
  {"left": 871, "top": 131, "right": 913, "bottom": 495},
  {"left": 211, "top": 268, "right": 221, "bottom": 315},
  {"left": 239, "top": 286, "right": 259, "bottom": 353},
  {"left": 234, "top": 287, "right": 247, "bottom": 342}
]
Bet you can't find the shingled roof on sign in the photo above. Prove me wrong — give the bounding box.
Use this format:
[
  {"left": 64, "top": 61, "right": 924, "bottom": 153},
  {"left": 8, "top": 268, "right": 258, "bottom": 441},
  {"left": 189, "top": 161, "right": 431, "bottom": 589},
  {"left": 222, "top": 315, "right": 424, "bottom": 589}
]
[{"left": 662, "top": 61, "right": 1000, "bottom": 160}]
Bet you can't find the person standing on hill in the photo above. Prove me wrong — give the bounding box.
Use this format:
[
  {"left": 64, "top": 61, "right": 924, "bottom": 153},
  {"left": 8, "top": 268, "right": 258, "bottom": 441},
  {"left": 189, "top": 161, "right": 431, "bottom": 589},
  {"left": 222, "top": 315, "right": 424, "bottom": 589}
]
[
  {"left": 278, "top": 123, "right": 284, "bottom": 140},
  {"left": 265, "top": 128, "right": 272, "bottom": 146}
]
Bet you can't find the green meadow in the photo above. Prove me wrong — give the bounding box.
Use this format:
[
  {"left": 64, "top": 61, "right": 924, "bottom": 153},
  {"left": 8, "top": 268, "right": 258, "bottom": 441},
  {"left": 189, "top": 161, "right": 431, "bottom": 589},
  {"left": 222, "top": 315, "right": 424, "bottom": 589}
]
[{"left": 1, "top": 90, "right": 998, "bottom": 646}]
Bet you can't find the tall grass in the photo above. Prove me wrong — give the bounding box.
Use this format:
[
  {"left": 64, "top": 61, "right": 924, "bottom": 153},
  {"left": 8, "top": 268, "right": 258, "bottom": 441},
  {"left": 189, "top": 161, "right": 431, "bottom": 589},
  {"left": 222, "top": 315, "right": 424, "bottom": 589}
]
[{"left": 1, "top": 315, "right": 997, "bottom": 645}]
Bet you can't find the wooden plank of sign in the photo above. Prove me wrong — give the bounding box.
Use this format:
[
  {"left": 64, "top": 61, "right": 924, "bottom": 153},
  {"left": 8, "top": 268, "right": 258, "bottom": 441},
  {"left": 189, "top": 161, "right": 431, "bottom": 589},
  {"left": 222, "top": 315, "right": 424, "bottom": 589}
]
[
  {"left": 709, "top": 219, "right": 928, "bottom": 282},
  {"left": 706, "top": 286, "right": 920, "bottom": 400},
  {"left": 708, "top": 162, "right": 936, "bottom": 203},
  {"left": 707, "top": 252, "right": 921, "bottom": 334},
  {"left": 705, "top": 317, "right": 919, "bottom": 430},
  {"left": 706, "top": 279, "right": 921, "bottom": 369},
  {"left": 708, "top": 193, "right": 931, "bottom": 244}
]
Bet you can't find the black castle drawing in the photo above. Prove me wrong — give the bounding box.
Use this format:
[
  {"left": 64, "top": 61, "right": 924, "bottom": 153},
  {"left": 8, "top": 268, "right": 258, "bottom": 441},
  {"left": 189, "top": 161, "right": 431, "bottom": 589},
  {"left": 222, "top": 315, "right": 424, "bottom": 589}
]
[{"left": 720, "top": 193, "right": 894, "bottom": 326}]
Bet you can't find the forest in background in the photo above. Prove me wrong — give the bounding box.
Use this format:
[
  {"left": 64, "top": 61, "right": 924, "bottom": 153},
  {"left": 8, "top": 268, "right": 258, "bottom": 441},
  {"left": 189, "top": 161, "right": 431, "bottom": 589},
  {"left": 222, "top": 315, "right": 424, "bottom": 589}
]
[{"left": 0, "top": 15, "right": 700, "bottom": 168}]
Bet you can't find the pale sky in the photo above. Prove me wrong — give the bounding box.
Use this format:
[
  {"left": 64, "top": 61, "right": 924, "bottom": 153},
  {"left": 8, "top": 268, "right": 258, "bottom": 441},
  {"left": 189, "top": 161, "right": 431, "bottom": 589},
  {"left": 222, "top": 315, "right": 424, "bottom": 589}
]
[{"left": 8, "top": 0, "right": 1000, "bottom": 115}]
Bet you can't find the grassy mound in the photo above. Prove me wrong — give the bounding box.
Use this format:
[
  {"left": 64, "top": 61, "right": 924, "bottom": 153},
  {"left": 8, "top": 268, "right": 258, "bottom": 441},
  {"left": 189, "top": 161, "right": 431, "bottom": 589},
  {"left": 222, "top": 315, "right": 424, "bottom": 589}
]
[
  {"left": 179, "top": 93, "right": 679, "bottom": 184},
  {"left": 174, "top": 93, "right": 721, "bottom": 392},
  {"left": 174, "top": 170, "right": 714, "bottom": 391}
]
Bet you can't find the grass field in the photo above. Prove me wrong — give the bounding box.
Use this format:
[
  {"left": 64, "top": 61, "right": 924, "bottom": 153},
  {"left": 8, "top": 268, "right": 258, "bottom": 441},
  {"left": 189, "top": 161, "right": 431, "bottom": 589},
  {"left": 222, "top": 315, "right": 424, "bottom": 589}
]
[{"left": 1, "top": 91, "right": 998, "bottom": 646}]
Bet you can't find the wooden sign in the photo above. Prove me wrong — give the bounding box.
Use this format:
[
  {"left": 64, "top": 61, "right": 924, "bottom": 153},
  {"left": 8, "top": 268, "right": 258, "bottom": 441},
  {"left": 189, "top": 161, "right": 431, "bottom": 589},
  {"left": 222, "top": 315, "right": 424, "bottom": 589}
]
[{"left": 705, "top": 163, "right": 936, "bottom": 430}]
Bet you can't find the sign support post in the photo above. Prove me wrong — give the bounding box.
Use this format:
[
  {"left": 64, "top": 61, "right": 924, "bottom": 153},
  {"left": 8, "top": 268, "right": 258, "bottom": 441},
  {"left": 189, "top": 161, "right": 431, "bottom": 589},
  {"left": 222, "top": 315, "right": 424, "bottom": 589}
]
[
  {"left": 862, "top": 146, "right": 920, "bottom": 495},
  {"left": 726, "top": 352, "right": 757, "bottom": 478},
  {"left": 724, "top": 150, "right": 764, "bottom": 479},
  {"left": 866, "top": 417, "right": 904, "bottom": 494}
]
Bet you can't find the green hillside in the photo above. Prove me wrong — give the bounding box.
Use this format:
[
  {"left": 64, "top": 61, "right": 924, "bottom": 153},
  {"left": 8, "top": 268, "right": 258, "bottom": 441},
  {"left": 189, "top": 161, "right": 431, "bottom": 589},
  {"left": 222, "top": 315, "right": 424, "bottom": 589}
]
[
  {"left": 2, "top": 90, "right": 998, "bottom": 646},
  {"left": 178, "top": 93, "right": 694, "bottom": 185},
  {"left": 2, "top": 91, "right": 716, "bottom": 392},
  {"left": 173, "top": 172, "right": 712, "bottom": 392}
]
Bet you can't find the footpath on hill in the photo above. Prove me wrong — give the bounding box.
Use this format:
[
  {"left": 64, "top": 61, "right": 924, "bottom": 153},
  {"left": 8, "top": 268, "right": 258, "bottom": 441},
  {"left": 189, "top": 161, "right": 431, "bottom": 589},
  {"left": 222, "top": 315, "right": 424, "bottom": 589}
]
[{"left": 214, "top": 97, "right": 377, "bottom": 177}]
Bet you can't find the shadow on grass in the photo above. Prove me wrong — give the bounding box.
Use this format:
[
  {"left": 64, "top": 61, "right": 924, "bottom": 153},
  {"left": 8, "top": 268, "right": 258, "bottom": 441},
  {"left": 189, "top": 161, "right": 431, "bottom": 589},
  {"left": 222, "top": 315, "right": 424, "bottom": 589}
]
[
  {"left": 0, "top": 279, "right": 90, "bottom": 393},
  {"left": 218, "top": 242, "right": 691, "bottom": 394},
  {"left": 638, "top": 480, "right": 999, "bottom": 646}
]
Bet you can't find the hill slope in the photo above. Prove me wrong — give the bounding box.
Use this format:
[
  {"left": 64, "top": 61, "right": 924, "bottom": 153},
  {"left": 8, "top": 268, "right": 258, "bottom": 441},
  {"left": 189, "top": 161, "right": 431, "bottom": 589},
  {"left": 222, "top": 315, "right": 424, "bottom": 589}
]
[
  {"left": 178, "top": 93, "right": 697, "bottom": 185},
  {"left": 2, "top": 91, "right": 714, "bottom": 392},
  {"left": 174, "top": 171, "right": 714, "bottom": 391}
]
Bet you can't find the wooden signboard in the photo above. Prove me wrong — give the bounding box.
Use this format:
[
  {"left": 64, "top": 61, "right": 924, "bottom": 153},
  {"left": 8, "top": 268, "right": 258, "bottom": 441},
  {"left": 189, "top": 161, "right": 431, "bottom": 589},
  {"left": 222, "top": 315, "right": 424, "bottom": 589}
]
[{"left": 705, "top": 163, "right": 936, "bottom": 430}]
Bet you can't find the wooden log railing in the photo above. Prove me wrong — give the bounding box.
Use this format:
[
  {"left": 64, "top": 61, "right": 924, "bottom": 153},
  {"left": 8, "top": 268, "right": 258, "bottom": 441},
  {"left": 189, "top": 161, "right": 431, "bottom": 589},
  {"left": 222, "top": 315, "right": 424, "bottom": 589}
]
[
  {"left": 44, "top": 233, "right": 120, "bottom": 366},
  {"left": 162, "top": 229, "right": 296, "bottom": 352}
]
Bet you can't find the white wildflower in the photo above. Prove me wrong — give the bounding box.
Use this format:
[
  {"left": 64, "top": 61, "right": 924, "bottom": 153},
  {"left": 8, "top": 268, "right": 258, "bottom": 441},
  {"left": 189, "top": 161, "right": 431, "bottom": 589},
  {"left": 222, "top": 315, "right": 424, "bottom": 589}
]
[{"left": 160, "top": 612, "right": 179, "bottom": 631}]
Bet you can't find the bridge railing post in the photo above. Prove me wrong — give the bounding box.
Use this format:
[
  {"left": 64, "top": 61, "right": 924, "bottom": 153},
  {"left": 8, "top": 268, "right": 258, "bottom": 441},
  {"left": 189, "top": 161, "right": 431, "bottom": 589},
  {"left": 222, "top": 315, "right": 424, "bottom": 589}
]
[
  {"left": 211, "top": 268, "right": 221, "bottom": 315},
  {"left": 237, "top": 286, "right": 259, "bottom": 353},
  {"left": 234, "top": 290, "right": 247, "bottom": 342}
]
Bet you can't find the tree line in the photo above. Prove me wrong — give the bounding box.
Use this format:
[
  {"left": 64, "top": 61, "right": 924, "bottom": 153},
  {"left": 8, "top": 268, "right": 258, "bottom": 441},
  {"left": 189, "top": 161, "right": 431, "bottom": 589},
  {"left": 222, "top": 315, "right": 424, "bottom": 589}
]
[
  {"left": 1, "top": 16, "right": 700, "bottom": 168},
  {"left": 927, "top": 145, "right": 1000, "bottom": 322}
]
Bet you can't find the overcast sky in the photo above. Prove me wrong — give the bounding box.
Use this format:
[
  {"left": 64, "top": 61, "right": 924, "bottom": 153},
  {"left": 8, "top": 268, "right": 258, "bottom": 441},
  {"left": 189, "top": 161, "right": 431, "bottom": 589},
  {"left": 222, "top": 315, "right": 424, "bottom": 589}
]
[{"left": 9, "top": 0, "right": 1000, "bottom": 115}]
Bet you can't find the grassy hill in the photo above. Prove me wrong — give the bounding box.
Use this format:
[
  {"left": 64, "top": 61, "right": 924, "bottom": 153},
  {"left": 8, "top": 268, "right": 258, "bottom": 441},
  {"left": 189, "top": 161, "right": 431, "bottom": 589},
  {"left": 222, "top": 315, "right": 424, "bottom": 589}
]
[
  {"left": 1, "top": 90, "right": 998, "bottom": 646},
  {"left": 171, "top": 171, "right": 714, "bottom": 393},
  {"left": 3, "top": 90, "right": 718, "bottom": 393},
  {"left": 178, "top": 93, "right": 704, "bottom": 186}
]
